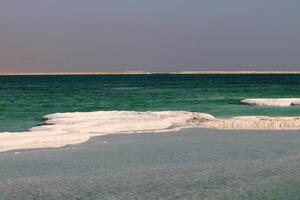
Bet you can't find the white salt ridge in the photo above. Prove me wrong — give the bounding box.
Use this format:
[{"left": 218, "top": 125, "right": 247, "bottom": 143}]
[
  {"left": 198, "top": 116, "right": 300, "bottom": 130},
  {"left": 241, "top": 98, "right": 300, "bottom": 107},
  {"left": 2, "top": 111, "right": 300, "bottom": 153},
  {"left": 0, "top": 111, "right": 214, "bottom": 153}
]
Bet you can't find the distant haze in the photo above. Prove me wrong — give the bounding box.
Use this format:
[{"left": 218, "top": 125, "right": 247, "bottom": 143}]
[{"left": 0, "top": 0, "right": 299, "bottom": 72}]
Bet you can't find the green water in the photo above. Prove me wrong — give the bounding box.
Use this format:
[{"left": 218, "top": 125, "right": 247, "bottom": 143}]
[
  {"left": 0, "top": 129, "right": 300, "bottom": 199},
  {"left": 1, "top": 74, "right": 300, "bottom": 132}
]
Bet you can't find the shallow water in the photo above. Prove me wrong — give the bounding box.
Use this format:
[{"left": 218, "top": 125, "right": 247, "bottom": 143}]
[
  {"left": 0, "top": 129, "right": 299, "bottom": 199},
  {"left": 1, "top": 74, "right": 300, "bottom": 132}
]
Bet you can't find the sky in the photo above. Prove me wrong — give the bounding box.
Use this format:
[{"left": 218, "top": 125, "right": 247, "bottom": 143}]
[{"left": 0, "top": 0, "right": 299, "bottom": 72}]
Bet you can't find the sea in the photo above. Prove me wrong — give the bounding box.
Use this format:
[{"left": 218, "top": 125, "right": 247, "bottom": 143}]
[
  {"left": 1, "top": 74, "right": 300, "bottom": 199},
  {"left": 1, "top": 74, "right": 300, "bottom": 132},
  {"left": 0, "top": 129, "right": 300, "bottom": 199}
]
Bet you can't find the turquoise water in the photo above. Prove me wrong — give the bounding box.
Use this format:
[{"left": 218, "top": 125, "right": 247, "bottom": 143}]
[
  {"left": 1, "top": 74, "right": 300, "bottom": 132},
  {"left": 0, "top": 129, "right": 300, "bottom": 199}
]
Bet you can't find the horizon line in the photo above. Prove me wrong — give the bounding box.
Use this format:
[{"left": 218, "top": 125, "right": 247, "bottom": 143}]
[{"left": 2, "top": 70, "right": 300, "bottom": 76}]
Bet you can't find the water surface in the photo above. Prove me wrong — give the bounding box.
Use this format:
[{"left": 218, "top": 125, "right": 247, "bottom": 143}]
[
  {"left": 0, "top": 129, "right": 299, "bottom": 199},
  {"left": 1, "top": 74, "right": 300, "bottom": 132}
]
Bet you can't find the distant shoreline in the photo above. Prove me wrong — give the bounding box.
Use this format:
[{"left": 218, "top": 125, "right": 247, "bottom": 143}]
[
  {"left": 1, "top": 70, "right": 300, "bottom": 76},
  {"left": 176, "top": 70, "right": 300, "bottom": 74},
  {"left": 0, "top": 70, "right": 151, "bottom": 76}
]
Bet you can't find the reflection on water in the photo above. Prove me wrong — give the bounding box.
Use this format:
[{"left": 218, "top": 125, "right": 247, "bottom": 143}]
[{"left": 0, "top": 129, "right": 300, "bottom": 199}]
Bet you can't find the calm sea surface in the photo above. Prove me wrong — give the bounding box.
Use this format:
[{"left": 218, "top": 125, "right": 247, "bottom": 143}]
[
  {"left": 0, "top": 129, "right": 300, "bottom": 200},
  {"left": 1, "top": 74, "right": 300, "bottom": 132}
]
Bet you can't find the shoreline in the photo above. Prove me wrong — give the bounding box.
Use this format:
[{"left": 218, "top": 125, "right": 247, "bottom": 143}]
[
  {"left": 2, "top": 70, "right": 300, "bottom": 76},
  {"left": 0, "top": 70, "right": 151, "bottom": 76},
  {"left": 2, "top": 111, "right": 300, "bottom": 153}
]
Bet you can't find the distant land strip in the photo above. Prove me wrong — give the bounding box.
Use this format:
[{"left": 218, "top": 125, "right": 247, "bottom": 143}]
[
  {"left": 0, "top": 70, "right": 151, "bottom": 76},
  {"left": 176, "top": 70, "right": 300, "bottom": 74},
  {"left": 2, "top": 70, "right": 300, "bottom": 76}
]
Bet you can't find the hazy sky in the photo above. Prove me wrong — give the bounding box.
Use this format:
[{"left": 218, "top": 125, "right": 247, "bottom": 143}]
[{"left": 0, "top": 0, "right": 300, "bottom": 72}]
